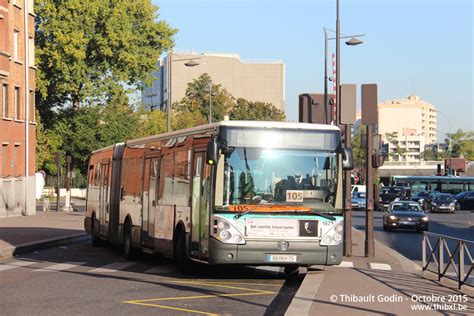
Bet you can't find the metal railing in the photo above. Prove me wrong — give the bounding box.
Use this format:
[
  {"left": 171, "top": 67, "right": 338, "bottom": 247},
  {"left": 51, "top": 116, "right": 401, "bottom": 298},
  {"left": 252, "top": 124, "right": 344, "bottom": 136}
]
[{"left": 422, "top": 232, "right": 473, "bottom": 289}]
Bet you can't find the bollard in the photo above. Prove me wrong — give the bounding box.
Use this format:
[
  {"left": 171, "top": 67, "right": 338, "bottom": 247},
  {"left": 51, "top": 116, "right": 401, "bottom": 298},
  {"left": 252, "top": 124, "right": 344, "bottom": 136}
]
[{"left": 42, "top": 198, "right": 50, "bottom": 212}]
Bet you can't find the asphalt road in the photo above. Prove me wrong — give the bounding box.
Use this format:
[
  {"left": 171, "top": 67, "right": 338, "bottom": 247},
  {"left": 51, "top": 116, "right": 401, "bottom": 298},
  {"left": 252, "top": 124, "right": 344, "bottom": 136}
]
[
  {"left": 0, "top": 242, "right": 303, "bottom": 316},
  {"left": 351, "top": 209, "right": 474, "bottom": 265}
]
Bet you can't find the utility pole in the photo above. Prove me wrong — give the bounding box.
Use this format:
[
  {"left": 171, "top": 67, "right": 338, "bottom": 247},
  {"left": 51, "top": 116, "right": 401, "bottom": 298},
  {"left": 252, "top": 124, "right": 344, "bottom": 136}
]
[
  {"left": 55, "top": 152, "right": 61, "bottom": 212},
  {"left": 365, "top": 125, "right": 375, "bottom": 257}
]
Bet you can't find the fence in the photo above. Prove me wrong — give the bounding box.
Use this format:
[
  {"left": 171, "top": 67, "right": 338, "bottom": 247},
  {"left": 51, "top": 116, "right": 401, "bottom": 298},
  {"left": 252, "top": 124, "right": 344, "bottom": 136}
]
[
  {"left": 44, "top": 172, "right": 87, "bottom": 189},
  {"left": 422, "top": 231, "right": 473, "bottom": 289}
]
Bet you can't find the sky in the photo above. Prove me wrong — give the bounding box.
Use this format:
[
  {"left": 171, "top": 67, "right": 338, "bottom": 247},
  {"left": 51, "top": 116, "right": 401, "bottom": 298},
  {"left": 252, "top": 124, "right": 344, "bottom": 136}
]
[{"left": 152, "top": 0, "right": 473, "bottom": 142}]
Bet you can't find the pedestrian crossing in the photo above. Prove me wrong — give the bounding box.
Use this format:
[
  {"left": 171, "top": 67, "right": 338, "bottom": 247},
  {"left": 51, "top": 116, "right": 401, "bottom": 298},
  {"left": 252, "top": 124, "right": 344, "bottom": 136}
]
[
  {"left": 0, "top": 259, "right": 393, "bottom": 275},
  {"left": 0, "top": 259, "right": 177, "bottom": 275},
  {"left": 335, "top": 260, "right": 392, "bottom": 270}
]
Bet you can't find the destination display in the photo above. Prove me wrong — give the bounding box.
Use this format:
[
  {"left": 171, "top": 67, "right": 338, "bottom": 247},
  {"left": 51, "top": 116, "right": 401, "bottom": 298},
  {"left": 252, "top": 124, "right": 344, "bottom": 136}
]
[{"left": 245, "top": 218, "right": 299, "bottom": 237}]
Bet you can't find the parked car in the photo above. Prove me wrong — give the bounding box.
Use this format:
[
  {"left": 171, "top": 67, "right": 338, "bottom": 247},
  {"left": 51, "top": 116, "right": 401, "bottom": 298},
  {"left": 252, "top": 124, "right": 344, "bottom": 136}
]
[
  {"left": 383, "top": 201, "right": 429, "bottom": 232},
  {"left": 411, "top": 190, "right": 439, "bottom": 210},
  {"left": 378, "top": 186, "right": 411, "bottom": 211},
  {"left": 351, "top": 192, "right": 366, "bottom": 210},
  {"left": 454, "top": 191, "right": 474, "bottom": 210},
  {"left": 430, "top": 194, "right": 456, "bottom": 213}
]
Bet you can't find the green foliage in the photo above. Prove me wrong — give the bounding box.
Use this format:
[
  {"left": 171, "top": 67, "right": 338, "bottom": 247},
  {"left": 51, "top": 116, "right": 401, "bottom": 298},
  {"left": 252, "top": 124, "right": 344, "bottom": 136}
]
[
  {"left": 134, "top": 106, "right": 168, "bottom": 138},
  {"left": 174, "top": 73, "right": 234, "bottom": 123},
  {"left": 230, "top": 98, "right": 285, "bottom": 121},
  {"left": 384, "top": 132, "right": 406, "bottom": 161},
  {"left": 36, "top": 110, "right": 63, "bottom": 174},
  {"left": 35, "top": 0, "right": 176, "bottom": 119},
  {"left": 445, "top": 129, "right": 474, "bottom": 160},
  {"left": 351, "top": 125, "right": 365, "bottom": 167}
]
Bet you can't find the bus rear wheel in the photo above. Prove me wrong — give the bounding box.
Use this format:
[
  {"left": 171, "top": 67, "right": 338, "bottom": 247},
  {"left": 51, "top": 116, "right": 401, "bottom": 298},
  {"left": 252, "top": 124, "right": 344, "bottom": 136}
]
[
  {"left": 91, "top": 214, "right": 100, "bottom": 247},
  {"left": 176, "top": 230, "right": 192, "bottom": 274},
  {"left": 123, "top": 220, "right": 138, "bottom": 259}
]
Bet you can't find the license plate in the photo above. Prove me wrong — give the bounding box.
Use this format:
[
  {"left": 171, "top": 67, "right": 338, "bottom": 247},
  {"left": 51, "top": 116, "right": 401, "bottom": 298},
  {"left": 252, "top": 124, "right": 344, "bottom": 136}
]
[
  {"left": 400, "top": 221, "right": 415, "bottom": 225},
  {"left": 267, "top": 254, "right": 297, "bottom": 263}
]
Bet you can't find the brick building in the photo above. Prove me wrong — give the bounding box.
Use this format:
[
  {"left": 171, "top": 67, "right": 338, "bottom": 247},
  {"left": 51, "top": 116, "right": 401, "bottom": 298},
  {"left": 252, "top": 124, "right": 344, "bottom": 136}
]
[{"left": 0, "top": 0, "right": 36, "bottom": 217}]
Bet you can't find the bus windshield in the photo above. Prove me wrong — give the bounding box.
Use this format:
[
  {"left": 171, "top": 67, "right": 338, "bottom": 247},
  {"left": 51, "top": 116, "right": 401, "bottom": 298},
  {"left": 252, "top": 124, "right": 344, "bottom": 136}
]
[{"left": 218, "top": 147, "right": 338, "bottom": 213}]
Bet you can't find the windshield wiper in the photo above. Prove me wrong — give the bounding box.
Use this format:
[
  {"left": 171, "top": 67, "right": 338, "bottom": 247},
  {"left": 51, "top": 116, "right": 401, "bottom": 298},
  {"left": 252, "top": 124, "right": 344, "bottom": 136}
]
[{"left": 234, "top": 208, "right": 256, "bottom": 220}]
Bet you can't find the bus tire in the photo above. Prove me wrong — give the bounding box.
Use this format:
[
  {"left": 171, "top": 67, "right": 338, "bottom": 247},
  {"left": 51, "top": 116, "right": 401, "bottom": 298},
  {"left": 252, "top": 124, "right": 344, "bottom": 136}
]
[
  {"left": 91, "top": 214, "right": 100, "bottom": 247},
  {"left": 284, "top": 265, "right": 299, "bottom": 277},
  {"left": 123, "top": 220, "right": 138, "bottom": 259},
  {"left": 176, "top": 229, "right": 192, "bottom": 274}
]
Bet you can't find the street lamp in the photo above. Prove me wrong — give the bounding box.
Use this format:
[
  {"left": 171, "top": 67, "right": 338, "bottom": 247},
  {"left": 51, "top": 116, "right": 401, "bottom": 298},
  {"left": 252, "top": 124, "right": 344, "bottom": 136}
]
[
  {"left": 167, "top": 51, "right": 201, "bottom": 132},
  {"left": 204, "top": 83, "right": 218, "bottom": 124},
  {"left": 324, "top": 27, "right": 365, "bottom": 124}
]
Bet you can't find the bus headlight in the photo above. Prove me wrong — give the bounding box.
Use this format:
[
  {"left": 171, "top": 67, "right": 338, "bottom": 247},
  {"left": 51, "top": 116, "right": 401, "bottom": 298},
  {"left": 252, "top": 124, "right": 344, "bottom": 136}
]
[
  {"left": 213, "top": 216, "right": 246, "bottom": 245},
  {"left": 320, "top": 219, "right": 343, "bottom": 246}
]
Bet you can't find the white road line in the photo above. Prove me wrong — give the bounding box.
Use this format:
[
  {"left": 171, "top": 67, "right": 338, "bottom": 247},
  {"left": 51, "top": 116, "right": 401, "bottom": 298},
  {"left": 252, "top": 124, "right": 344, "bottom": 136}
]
[
  {"left": 369, "top": 263, "right": 392, "bottom": 270},
  {"left": 144, "top": 265, "right": 176, "bottom": 274},
  {"left": 335, "top": 261, "right": 354, "bottom": 268},
  {"left": 0, "top": 261, "right": 36, "bottom": 272},
  {"left": 90, "top": 262, "right": 135, "bottom": 273},
  {"left": 33, "top": 262, "right": 87, "bottom": 272}
]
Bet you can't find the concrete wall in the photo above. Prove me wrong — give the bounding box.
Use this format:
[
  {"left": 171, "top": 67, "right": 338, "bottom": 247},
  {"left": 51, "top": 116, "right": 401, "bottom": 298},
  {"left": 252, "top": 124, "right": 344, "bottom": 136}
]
[{"left": 0, "top": 175, "right": 36, "bottom": 217}]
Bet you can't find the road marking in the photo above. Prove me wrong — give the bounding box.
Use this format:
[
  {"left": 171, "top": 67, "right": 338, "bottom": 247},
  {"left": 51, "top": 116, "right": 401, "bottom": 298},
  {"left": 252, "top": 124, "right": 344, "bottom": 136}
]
[
  {"left": 335, "top": 261, "right": 354, "bottom": 268},
  {"left": 90, "top": 262, "right": 135, "bottom": 273},
  {"left": 122, "top": 280, "right": 277, "bottom": 315},
  {"left": 144, "top": 265, "right": 175, "bottom": 274},
  {"left": 0, "top": 261, "right": 36, "bottom": 272},
  {"left": 124, "top": 300, "right": 219, "bottom": 316},
  {"left": 33, "top": 262, "right": 86, "bottom": 272},
  {"left": 369, "top": 263, "right": 392, "bottom": 270}
]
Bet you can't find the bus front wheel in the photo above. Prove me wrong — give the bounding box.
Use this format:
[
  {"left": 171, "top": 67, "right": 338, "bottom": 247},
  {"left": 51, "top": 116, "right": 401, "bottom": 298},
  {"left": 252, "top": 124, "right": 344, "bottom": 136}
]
[{"left": 284, "top": 265, "right": 299, "bottom": 277}]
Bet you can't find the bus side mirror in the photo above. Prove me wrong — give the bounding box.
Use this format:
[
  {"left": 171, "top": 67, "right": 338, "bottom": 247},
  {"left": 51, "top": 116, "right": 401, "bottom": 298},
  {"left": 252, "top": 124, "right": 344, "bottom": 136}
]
[
  {"left": 206, "top": 138, "right": 218, "bottom": 165},
  {"left": 342, "top": 147, "right": 354, "bottom": 170}
]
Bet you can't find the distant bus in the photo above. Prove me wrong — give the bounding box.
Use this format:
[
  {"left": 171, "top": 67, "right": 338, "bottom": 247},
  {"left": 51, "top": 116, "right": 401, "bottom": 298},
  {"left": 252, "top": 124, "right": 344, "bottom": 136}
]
[
  {"left": 84, "top": 120, "right": 353, "bottom": 274},
  {"left": 392, "top": 175, "right": 474, "bottom": 195}
]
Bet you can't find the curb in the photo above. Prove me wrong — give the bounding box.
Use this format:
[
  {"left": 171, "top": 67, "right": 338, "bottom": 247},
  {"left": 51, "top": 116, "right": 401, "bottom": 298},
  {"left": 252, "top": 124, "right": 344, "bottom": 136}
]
[
  {"left": 285, "top": 270, "right": 324, "bottom": 316},
  {"left": 284, "top": 228, "right": 421, "bottom": 315},
  {"left": 352, "top": 227, "right": 421, "bottom": 273},
  {"left": 0, "top": 233, "right": 89, "bottom": 260}
]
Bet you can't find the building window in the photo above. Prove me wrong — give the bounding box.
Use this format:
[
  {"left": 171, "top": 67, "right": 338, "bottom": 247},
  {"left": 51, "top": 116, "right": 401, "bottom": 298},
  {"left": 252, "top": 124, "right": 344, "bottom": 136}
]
[
  {"left": 2, "top": 144, "right": 8, "bottom": 177},
  {"left": 29, "top": 90, "right": 35, "bottom": 122},
  {"left": 13, "top": 144, "right": 19, "bottom": 178},
  {"left": 29, "top": 37, "right": 35, "bottom": 66},
  {"left": 14, "top": 86, "right": 20, "bottom": 120},
  {"left": 2, "top": 83, "right": 8, "bottom": 118},
  {"left": 13, "top": 30, "right": 19, "bottom": 61}
]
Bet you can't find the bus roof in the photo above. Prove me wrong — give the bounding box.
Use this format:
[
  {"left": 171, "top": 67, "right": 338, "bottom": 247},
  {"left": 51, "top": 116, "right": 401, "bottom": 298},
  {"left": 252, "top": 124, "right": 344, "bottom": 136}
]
[
  {"left": 125, "top": 120, "right": 341, "bottom": 147},
  {"left": 393, "top": 175, "right": 474, "bottom": 181}
]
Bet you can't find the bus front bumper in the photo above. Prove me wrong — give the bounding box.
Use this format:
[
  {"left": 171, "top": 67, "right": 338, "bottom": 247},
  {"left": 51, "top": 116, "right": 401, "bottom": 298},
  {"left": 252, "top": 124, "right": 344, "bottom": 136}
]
[{"left": 208, "top": 238, "right": 342, "bottom": 266}]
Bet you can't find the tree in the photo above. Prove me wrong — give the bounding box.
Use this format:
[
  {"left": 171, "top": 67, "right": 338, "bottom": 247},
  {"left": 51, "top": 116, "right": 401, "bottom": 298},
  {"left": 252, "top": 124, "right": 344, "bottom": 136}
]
[
  {"left": 174, "top": 73, "right": 234, "bottom": 123},
  {"left": 351, "top": 125, "right": 365, "bottom": 167},
  {"left": 385, "top": 132, "right": 406, "bottom": 161},
  {"left": 35, "top": 0, "right": 176, "bottom": 122},
  {"left": 36, "top": 110, "right": 63, "bottom": 175},
  {"left": 445, "top": 129, "right": 474, "bottom": 160},
  {"left": 230, "top": 98, "right": 285, "bottom": 121}
]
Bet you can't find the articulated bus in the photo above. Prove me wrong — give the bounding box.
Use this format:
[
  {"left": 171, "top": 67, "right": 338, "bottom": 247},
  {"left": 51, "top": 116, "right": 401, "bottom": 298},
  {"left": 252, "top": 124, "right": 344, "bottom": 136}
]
[
  {"left": 84, "top": 120, "right": 353, "bottom": 274},
  {"left": 392, "top": 175, "right": 474, "bottom": 195}
]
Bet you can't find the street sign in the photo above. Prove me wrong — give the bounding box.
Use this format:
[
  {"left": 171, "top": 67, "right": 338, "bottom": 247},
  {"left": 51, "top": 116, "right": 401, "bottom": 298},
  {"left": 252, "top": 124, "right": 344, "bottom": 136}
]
[
  {"left": 361, "top": 84, "right": 378, "bottom": 125},
  {"left": 340, "top": 84, "right": 357, "bottom": 125}
]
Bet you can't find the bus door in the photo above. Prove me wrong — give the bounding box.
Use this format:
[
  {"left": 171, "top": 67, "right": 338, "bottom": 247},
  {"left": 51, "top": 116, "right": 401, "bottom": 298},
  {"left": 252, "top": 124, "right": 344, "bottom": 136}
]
[
  {"left": 191, "top": 151, "right": 211, "bottom": 260},
  {"left": 99, "top": 160, "right": 110, "bottom": 236},
  {"left": 141, "top": 154, "right": 160, "bottom": 248}
]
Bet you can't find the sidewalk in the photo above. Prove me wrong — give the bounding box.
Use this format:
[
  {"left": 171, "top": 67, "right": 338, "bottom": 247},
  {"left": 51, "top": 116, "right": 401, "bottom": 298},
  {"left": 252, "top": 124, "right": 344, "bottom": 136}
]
[
  {"left": 287, "top": 229, "right": 474, "bottom": 316},
  {"left": 0, "top": 199, "right": 87, "bottom": 259}
]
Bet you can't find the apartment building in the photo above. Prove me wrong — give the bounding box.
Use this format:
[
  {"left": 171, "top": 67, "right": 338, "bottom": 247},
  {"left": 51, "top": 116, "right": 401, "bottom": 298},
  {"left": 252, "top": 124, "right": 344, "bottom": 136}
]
[
  {"left": 142, "top": 50, "right": 285, "bottom": 113},
  {"left": 0, "top": 0, "right": 36, "bottom": 217},
  {"left": 378, "top": 95, "right": 437, "bottom": 162}
]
